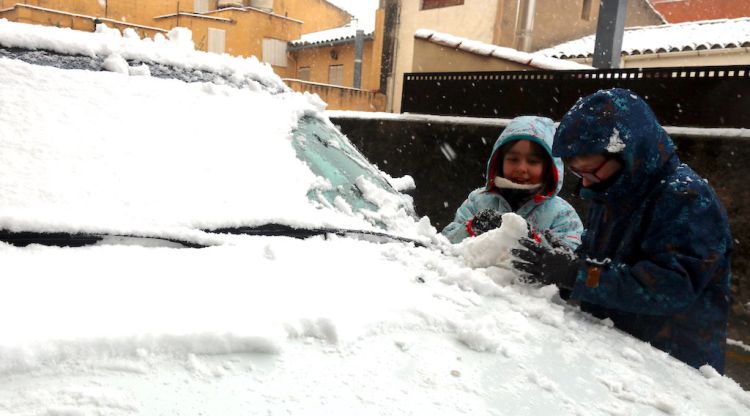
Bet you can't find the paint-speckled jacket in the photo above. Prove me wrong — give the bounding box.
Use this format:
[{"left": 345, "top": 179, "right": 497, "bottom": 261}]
[
  {"left": 553, "top": 88, "right": 732, "bottom": 373},
  {"left": 442, "top": 116, "right": 583, "bottom": 250}
]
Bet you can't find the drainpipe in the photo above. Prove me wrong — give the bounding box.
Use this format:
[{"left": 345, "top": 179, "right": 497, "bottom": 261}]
[
  {"left": 592, "top": 0, "right": 628, "bottom": 68},
  {"left": 513, "top": 0, "right": 536, "bottom": 52},
  {"left": 354, "top": 20, "right": 364, "bottom": 89}
]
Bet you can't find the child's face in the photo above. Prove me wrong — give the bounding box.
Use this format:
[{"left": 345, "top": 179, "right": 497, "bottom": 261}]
[{"left": 502, "top": 140, "right": 545, "bottom": 185}]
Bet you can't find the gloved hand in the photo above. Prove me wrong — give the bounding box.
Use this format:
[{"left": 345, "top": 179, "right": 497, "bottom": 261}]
[
  {"left": 511, "top": 235, "right": 580, "bottom": 290},
  {"left": 468, "top": 209, "right": 504, "bottom": 236}
]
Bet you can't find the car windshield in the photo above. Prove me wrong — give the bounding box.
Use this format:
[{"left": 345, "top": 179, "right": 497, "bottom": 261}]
[{"left": 291, "top": 116, "right": 399, "bottom": 215}]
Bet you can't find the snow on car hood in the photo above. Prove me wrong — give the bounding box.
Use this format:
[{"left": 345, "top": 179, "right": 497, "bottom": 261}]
[
  {"left": 1, "top": 223, "right": 749, "bottom": 415},
  {"left": 0, "top": 21, "right": 418, "bottom": 239}
]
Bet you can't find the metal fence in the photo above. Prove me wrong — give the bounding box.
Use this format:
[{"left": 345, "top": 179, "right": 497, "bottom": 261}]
[{"left": 401, "top": 65, "right": 750, "bottom": 128}]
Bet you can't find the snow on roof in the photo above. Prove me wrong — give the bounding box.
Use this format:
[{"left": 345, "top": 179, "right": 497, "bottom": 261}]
[
  {"left": 290, "top": 23, "right": 375, "bottom": 48},
  {"left": 0, "top": 18, "right": 286, "bottom": 92},
  {"left": 414, "top": 29, "right": 594, "bottom": 71},
  {"left": 538, "top": 17, "right": 750, "bottom": 59}
]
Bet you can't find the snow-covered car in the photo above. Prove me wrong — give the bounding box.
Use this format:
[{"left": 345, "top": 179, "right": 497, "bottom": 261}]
[{"left": 1, "top": 20, "right": 749, "bottom": 415}]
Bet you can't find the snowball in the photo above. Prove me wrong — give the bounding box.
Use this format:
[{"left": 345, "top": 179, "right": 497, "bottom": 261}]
[
  {"left": 460, "top": 213, "right": 528, "bottom": 269},
  {"left": 386, "top": 174, "right": 416, "bottom": 192}
]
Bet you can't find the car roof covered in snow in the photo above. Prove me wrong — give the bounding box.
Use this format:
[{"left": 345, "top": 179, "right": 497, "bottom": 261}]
[{"left": 0, "top": 20, "right": 416, "bottom": 242}]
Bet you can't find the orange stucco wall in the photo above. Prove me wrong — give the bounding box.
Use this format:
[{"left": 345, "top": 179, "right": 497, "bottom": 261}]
[
  {"left": 0, "top": 0, "right": 103, "bottom": 15},
  {"left": 106, "top": 0, "right": 178, "bottom": 24},
  {"left": 1, "top": 3, "right": 166, "bottom": 37},
  {"left": 274, "top": 0, "right": 351, "bottom": 33},
  {"left": 285, "top": 79, "right": 385, "bottom": 111},
  {"left": 293, "top": 40, "right": 376, "bottom": 90},
  {"left": 11, "top": 4, "right": 97, "bottom": 32},
  {"left": 653, "top": 0, "right": 750, "bottom": 23},
  {"left": 158, "top": 8, "right": 302, "bottom": 78}
]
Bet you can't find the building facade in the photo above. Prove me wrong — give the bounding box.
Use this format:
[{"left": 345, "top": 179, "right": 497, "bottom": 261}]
[{"left": 381, "top": 0, "right": 664, "bottom": 112}]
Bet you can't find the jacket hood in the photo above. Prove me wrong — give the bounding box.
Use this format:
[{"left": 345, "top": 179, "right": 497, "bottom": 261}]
[
  {"left": 552, "top": 88, "right": 677, "bottom": 201},
  {"left": 485, "top": 116, "right": 563, "bottom": 201}
]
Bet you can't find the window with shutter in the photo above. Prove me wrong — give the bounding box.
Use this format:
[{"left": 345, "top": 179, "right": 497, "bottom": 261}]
[
  {"left": 297, "top": 67, "right": 311, "bottom": 81},
  {"left": 207, "top": 28, "right": 226, "bottom": 54},
  {"left": 262, "top": 38, "right": 288, "bottom": 67},
  {"left": 421, "top": 0, "right": 464, "bottom": 11},
  {"left": 328, "top": 65, "right": 344, "bottom": 86},
  {"left": 194, "top": 0, "right": 209, "bottom": 14}
]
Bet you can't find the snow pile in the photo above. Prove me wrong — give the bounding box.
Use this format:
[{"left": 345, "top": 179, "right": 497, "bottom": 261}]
[
  {"left": 415, "top": 28, "right": 593, "bottom": 70},
  {"left": 0, "top": 19, "right": 286, "bottom": 92}
]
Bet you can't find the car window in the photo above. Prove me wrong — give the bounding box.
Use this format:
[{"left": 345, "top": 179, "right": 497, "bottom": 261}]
[{"left": 291, "top": 116, "right": 401, "bottom": 215}]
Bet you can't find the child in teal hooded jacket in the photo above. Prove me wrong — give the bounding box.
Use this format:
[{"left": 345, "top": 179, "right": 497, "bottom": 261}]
[{"left": 442, "top": 116, "right": 582, "bottom": 250}]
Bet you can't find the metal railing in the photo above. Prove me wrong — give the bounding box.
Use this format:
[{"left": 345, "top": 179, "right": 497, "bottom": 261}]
[{"left": 401, "top": 65, "right": 750, "bottom": 128}]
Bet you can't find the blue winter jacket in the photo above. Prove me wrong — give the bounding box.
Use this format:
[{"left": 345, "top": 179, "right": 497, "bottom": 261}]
[
  {"left": 553, "top": 89, "right": 732, "bottom": 373},
  {"left": 442, "top": 116, "right": 583, "bottom": 250}
]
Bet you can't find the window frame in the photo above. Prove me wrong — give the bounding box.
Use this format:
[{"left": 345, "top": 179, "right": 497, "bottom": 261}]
[
  {"left": 297, "top": 67, "right": 311, "bottom": 81},
  {"left": 328, "top": 64, "right": 344, "bottom": 86},
  {"left": 262, "top": 38, "right": 288, "bottom": 68},
  {"left": 207, "top": 28, "right": 226, "bottom": 54},
  {"left": 194, "top": 0, "right": 209, "bottom": 14},
  {"left": 421, "top": 0, "right": 464, "bottom": 11}
]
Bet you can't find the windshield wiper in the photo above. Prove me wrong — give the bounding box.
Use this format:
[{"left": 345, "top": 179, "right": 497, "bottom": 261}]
[
  {"left": 205, "top": 224, "right": 425, "bottom": 247},
  {"left": 0, "top": 230, "right": 208, "bottom": 248}
]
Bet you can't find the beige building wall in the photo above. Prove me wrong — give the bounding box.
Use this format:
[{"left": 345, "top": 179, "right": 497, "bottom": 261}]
[
  {"left": 388, "top": 0, "right": 501, "bottom": 112},
  {"left": 412, "top": 39, "right": 534, "bottom": 72},
  {"left": 494, "top": 0, "right": 663, "bottom": 51}
]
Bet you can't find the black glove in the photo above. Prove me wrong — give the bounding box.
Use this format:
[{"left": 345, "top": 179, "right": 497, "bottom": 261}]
[
  {"left": 511, "top": 236, "right": 580, "bottom": 290},
  {"left": 470, "top": 209, "right": 503, "bottom": 236}
]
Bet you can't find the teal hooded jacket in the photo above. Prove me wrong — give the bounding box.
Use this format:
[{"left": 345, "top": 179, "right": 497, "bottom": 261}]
[{"left": 442, "top": 116, "right": 583, "bottom": 250}]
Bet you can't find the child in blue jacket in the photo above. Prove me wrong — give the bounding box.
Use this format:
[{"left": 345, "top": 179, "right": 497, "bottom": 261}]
[
  {"left": 442, "top": 116, "right": 582, "bottom": 251},
  {"left": 512, "top": 89, "right": 732, "bottom": 373}
]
